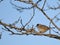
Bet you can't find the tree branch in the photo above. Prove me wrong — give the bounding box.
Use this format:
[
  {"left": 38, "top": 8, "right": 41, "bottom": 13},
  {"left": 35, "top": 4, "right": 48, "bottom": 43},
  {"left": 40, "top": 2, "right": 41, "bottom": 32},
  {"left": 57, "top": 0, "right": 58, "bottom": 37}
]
[
  {"left": 42, "top": 0, "right": 46, "bottom": 9},
  {"left": 24, "top": 7, "right": 35, "bottom": 27},
  {"left": 0, "top": 32, "right": 2, "bottom": 39},
  {"left": 0, "top": 21, "right": 25, "bottom": 31},
  {"left": 36, "top": 0, "right": 42, "bottom": 4},
  {"left": 0, "top": 0, "right": 3, "bottom": 3},
  {"left": 36, "top": 6, "right": 60, "bottom": 31}
]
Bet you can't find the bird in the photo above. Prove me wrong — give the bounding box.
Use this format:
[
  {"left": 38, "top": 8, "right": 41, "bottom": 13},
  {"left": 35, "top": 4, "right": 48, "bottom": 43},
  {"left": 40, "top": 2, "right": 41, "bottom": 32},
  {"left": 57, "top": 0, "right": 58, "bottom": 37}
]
[{"left": 36, "top": 24, "right": 51, "bottom": 33}]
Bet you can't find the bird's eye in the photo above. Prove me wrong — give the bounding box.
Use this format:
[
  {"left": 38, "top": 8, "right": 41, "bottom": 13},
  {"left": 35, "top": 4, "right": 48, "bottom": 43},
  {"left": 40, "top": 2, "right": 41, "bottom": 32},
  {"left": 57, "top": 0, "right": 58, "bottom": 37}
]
[{"left": 36, "top": 24, "right": 39, "bottom": 26}]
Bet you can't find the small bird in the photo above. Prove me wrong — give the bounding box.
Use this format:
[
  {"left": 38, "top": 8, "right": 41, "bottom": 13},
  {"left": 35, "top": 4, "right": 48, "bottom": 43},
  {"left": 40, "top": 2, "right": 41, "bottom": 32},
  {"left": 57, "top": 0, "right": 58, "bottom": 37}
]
[{"left": 36, "top": 24, "right": 50, "bottom": 33}]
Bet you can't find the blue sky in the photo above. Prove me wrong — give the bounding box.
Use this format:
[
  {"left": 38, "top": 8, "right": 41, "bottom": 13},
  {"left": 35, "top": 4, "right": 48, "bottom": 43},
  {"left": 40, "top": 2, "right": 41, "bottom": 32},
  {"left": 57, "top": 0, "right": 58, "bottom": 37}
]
[{"left": 0, "top": 0, "right": 60, "bottom": 45}]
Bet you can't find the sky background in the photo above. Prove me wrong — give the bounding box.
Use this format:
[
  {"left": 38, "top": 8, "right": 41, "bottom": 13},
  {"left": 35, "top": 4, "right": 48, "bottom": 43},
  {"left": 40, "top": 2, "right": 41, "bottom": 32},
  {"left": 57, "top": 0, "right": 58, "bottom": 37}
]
[{"left": 0, "top": 0, "right": 60, "bottom": 45}]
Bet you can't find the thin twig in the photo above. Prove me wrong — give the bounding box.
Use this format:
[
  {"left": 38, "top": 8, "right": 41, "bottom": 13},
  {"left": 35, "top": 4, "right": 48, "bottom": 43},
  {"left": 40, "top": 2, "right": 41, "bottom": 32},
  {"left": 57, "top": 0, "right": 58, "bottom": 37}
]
[
  {"left": 47, "top": 2, "right": 60, "bottom": 10},
  {"left": 0, "top": 32, "right": 2, "bottom": 39},
  {"left": 36, "top": 5, "right": 60, "bottom": 30},
  {"left": 15, "top": 0, "right": 33, "bottom": 4},
  {"left": 20, "top": 18, "right": 24, "bottom": 27},
  {"left": 10, "top": 0, "right": 33, "bottom": 10},
  {"left": 0, "top": 0, "right": 3, "bottom": 3},
  {"left": 48, "top": 13, "right": 60, "bottom": 34},
  {"left": 52, "top": 12, "right": 60, "bottom": 20},
  {"left": 36, "top": 0, "right": 42, "bottom": 4},
  {"left": 52, "top": 29, "right": 60, "bottom": 35},
  {"left": 42, "top": 0, "right": 46, "bottom": 9},
  {"left": 3, "top": 26, "right": 15, "bottom": 34},
  {"left": 49, "top": 12, "right": 60, "bottom": 28},
  {"left": 0, "top": 21, "right": 25, "bottom": 31},
  {"left": 24, "top": 7, "right": 35, "bottom": 27},
  {"left": 12, "top": 17, "right": 21, "bottom": 25}
]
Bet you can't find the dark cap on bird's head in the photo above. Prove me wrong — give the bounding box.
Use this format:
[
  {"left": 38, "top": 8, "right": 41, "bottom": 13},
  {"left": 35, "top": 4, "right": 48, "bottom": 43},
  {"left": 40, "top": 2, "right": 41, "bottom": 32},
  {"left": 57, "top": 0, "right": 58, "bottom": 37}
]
[{"left": 36, "top": 24, "right": 39, "bottom": 27}]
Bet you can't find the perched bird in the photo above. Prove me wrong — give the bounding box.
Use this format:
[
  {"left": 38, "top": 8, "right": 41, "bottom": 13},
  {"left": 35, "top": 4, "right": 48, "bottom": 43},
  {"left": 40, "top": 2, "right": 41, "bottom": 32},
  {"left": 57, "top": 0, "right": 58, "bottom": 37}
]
[{"left": 36, "top": 24, "right": 50, "bottom": 33}]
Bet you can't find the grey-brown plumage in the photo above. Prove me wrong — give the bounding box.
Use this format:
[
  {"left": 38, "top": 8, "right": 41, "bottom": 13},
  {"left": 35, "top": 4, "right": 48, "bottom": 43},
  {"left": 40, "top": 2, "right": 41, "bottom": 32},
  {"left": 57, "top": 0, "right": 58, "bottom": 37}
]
[{"left": 36, "top": 24, "right": 50, "bottom": 33}]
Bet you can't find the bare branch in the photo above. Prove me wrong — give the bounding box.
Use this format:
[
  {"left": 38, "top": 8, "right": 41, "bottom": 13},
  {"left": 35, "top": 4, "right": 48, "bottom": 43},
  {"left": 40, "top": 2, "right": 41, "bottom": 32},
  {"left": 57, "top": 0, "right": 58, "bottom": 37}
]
[
  {"left": 10, "top": 0, "right": 34, "bottom": 12},
  {"left": 52, "top": 29, "right": 60, "bottom": 35},
  {"left": 35, "top": 5, "right": 60, "bottom": 30},
  {"left": 9, "top": 31, "right": 60, "bottom": 40},
  {"left": 52, "top": 12, "right": 60, "bottom": 22},
  {"left": 0, "top": 20, "right": 60, "bottom": 40},
  {"left": 52, "top": 13, "right": 60, "bottom": 20},
  {"left": 0, "top": 0, "right": 60, "bottom": 40},
  {"left": 12, "top": 17, "right": 21, "bottom": 25},
  {"left": 42, "top": 0, "right": 46, "bottom": 9},
  {"left": 0, "top": 21, "right": 25, "bottom": 31},
  {"left": 36, "top": 0, "right": 42, "bottom": 4},
  {"left": 15, "top": 0, "right": 33, "bottom": 4},
  {"left": 49, "top": 12, "right": 60, "bottom": 28},
  {"left": 0, "top": 32, "right": 2, "bottom": 39},
  {"left": 33, "top": 33, "right": 60, "bottom": 40},
  {"left": 20, "top": 18, "right": 24, "bottom": 27},
  {"left": 0, "top": 0, "right": 3, "bottom": 3},
  {"left": 47, "top": 2, "right": 60, "bottom": 10},
  {"left": 24, "top": 7, "right": 35, "bottom": 27},
  {"left": 2, "top": 26, "right": 15, "bottom": 34}
]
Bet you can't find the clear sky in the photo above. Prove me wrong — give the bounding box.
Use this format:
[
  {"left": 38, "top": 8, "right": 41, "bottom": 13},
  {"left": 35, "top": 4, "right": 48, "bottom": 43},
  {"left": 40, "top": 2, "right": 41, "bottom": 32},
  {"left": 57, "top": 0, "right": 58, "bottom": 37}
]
[{"left": 0, "top": 0, "right": 60, "bottom": 45}]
